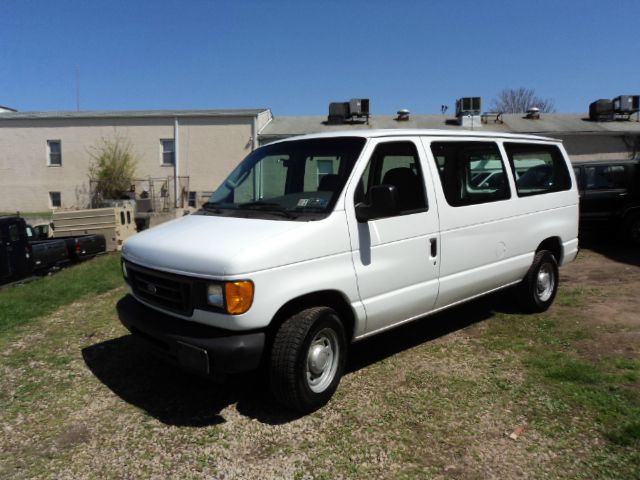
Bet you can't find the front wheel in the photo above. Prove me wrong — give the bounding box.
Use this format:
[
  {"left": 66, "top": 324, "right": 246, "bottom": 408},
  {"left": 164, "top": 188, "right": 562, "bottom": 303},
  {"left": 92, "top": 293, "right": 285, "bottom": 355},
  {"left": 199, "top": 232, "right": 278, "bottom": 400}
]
[
  {"left": 269, "top": 307, "right": 347, "bottom": 413},
  {"left": 517, "top": 250, "right": 559, "bottom": 313}
]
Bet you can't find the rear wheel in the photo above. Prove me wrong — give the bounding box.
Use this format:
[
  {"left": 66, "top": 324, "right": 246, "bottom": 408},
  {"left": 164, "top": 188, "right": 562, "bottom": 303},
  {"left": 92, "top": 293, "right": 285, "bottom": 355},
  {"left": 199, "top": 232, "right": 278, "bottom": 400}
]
[
  {"left": 518, "top": 250, "right": 559, "bottom": 313},
  {"left": 269, "top": 307, "right": 346, "bottom": 413}
]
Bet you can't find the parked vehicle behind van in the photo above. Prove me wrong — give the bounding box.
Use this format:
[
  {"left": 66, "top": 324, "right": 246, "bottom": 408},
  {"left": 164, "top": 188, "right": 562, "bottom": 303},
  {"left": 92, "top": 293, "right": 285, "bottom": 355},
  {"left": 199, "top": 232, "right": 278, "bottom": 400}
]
[
  {"left": 0, "top": 216, "right": 33, "bottom": 282},
  {"left": 572, "top": 158, "right": 640, "bottom": 244},
  {"left": 118, "top": 130, "right": 579, "bottom": 412}
]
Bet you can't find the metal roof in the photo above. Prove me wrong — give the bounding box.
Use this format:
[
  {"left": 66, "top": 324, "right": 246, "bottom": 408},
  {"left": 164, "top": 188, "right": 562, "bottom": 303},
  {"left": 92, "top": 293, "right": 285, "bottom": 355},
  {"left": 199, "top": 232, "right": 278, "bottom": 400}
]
[
  {"left": 0, "top": 108, "right": 269, "bottom": 120},
  {"left": 260, "top": 113, "right": 640, "bottom": 139}
]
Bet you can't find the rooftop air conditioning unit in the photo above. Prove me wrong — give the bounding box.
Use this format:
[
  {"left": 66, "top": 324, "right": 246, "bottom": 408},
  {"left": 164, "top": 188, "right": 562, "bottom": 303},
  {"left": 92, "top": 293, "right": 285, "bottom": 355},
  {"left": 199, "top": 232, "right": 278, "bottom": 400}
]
[
  {"left": 328, "top": 102, "right": 350, "bottom": 124},
  {"left": 589, "top": 99, "right": 614, "bottom": 121},
  {"left": 613, "top": 95, "right": 640, "bottom": 114},
  {"left": 349, "top": 98, "right": 370, "bottom": 116},
  {"left": 456, "top": 97, "right": 481, "bottom": 117}
]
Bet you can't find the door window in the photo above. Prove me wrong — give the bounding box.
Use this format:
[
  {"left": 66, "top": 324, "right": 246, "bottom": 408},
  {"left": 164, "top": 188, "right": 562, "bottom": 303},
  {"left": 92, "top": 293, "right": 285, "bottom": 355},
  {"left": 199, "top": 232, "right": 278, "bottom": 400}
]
[
  {"left": 585, "top": 165, "right": 627, "bottom": 190},
  {"left": 355, "top": 141, "right": 427, "bottom": 215}
]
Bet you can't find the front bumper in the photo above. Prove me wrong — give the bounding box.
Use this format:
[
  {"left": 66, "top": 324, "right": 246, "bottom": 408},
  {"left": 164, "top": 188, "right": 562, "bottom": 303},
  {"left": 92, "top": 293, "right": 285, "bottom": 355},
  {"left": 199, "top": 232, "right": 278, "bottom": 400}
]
[{"left": 117, "top": 295, "right": 265, "bottom": 377}]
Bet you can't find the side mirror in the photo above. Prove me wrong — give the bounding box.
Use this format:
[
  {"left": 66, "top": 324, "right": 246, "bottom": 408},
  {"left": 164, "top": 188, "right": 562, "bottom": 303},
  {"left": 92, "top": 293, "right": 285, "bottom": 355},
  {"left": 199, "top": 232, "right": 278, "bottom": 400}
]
[{"left": 355, "top": 184, "right": 399, "bottom": 222}]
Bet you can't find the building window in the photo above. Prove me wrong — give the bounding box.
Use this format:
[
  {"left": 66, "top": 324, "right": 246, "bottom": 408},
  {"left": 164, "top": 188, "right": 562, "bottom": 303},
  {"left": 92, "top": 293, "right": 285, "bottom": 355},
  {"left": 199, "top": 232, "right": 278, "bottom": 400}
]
[
  {"left": 49, "top": 192, "right": 61, "bottom": 208},
  {"left": 161, "top": 139, "right": 175, "bottom": 166},
  {"left": 188, "top": 191, "right": 197, "bottom": 208},
  {"left": 47, "top": 140, "right": 62, "bottom": 166}
]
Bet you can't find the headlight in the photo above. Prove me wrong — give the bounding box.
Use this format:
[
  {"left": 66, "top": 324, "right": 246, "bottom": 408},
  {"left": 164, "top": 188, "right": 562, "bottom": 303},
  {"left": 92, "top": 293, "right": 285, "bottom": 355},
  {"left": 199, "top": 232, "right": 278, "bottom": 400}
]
[
  {"left": 207, "top": 284, "right": 224, "bottom": 308},
  {"left": 206, "top": 281, "right": 254, "bottom": 315}
]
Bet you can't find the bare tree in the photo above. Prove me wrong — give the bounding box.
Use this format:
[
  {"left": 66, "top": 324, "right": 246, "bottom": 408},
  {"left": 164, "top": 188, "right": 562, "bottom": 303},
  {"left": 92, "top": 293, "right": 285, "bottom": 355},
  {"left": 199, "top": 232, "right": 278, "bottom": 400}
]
[{"left": 491, "top": 87, "right": 556, "bottom": 113}]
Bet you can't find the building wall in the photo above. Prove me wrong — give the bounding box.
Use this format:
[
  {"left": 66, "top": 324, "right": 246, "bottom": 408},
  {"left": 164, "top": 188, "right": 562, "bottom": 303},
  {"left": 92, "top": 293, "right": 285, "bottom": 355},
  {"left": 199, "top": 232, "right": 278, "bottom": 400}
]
[
  {"left": 0, "top": 116, "right": 253, "bottom": 211},
  {"left": 556, "top": 134, "right": 639, "bottom": 162}
]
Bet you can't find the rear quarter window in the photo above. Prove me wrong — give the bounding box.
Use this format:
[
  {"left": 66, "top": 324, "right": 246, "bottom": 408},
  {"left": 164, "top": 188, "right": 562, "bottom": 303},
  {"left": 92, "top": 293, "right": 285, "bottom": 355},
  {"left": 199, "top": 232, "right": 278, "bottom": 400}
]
[{"left": 504, "top": 143, "right": 572, "bottom": 196}]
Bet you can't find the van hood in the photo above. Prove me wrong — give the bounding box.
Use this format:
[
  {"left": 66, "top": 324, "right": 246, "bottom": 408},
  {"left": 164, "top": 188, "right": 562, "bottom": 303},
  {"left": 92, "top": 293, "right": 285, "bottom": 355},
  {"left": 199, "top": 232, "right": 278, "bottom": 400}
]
[{"left": 122, "top": 212, "right": 350, "bottom": 278}]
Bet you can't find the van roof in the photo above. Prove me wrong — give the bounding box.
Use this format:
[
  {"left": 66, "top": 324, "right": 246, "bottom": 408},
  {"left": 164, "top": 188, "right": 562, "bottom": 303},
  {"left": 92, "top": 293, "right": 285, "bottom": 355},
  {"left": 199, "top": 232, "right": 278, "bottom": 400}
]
[{"left": 269, "top": 129, "right": 559, "bottom": 144}]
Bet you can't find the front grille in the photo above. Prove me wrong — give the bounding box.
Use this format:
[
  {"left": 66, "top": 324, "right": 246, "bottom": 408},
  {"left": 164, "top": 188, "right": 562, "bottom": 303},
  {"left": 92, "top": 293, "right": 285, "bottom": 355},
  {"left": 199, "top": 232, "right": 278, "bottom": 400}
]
[{"left": 126, "top": 261, "right": 193, "bottom": 315}]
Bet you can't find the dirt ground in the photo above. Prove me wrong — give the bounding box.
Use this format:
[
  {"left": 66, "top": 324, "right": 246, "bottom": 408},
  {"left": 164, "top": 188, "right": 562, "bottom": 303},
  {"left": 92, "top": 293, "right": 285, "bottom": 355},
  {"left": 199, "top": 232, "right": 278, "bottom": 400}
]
[
  {"left": 1, "top": 239, "right": 638, "bottom": 479},
  {"left": 559, "top": 238, "right": 640, "bottom": 361}
]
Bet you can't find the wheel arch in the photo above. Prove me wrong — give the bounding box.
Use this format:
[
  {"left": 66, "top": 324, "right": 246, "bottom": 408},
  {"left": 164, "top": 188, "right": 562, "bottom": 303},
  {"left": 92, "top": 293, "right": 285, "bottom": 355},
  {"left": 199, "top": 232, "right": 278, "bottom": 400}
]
[
  {"left": 536, "top": 236, "right": 563, "bottom": 264},
  {"left": 266, "top": 290, "right": 356, "bottom": 344}
]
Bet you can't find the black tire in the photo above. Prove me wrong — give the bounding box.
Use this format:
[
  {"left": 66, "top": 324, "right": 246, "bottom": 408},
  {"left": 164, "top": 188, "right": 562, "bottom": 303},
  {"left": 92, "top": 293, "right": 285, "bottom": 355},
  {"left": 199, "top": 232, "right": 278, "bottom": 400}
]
[
  {"left": 624, "top": 213, "right": 640, "bottom": 246},
  {"left": 517, "top": 250, "right": 559, "bottom": 313},
  {"left": 269, "top": 307, "right": 347, "bottom": 413}
]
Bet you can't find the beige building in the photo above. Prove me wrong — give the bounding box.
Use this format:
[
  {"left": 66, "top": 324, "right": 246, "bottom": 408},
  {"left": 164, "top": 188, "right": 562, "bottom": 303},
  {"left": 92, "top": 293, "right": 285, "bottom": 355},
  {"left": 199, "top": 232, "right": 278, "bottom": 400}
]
[
  {"left": 2, "top": 107, "right": 639, "bottom": 213},
  {"left": 0, "top": 109, "right": 272, "bottom": 212}
]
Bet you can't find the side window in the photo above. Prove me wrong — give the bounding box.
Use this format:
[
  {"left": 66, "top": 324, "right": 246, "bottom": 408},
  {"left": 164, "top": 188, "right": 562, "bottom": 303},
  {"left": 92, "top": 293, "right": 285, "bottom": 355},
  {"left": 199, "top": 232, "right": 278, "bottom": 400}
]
[
  {"left": 161, "top": 140, "right": 175, "bottom": 166},
  {"left": 585, "top": 165, "right": 627, "bottom": 190},
  {"left": 261, "top": 155, "right": 289, "bottom": 198},
  {"left": 126, "top": 211, "right": 131, "bottom": 224},
  {"left": 8, "top": 224, "right": 20, "bottom": 242},
  {"left": 120, "top": 212, "right": 125, "bottom": 225},
  {"left": 355, "top": 141, "right": 427, "bottom": 214},
  {"left": 504, "top": 143, "right": 571, "bottom": 196},
  {"left": 49, "top": 192, "right": 61, "bottom": 208},
  {"left": 47, "top": 140, "right": 62, "bottom": 166},
  {"left": 573, "top": 167, "right": 582, "bottom": 187},
  {"left": 430, "top": 141, "right": 510, "bottom": 207}
]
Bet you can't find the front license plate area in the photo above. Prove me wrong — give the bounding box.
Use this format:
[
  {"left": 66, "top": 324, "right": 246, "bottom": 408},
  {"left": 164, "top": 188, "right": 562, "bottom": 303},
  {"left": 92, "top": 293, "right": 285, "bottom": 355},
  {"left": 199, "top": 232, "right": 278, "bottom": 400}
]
[{"left": 176, "top": 342, "right": 210, "bottom": 375}]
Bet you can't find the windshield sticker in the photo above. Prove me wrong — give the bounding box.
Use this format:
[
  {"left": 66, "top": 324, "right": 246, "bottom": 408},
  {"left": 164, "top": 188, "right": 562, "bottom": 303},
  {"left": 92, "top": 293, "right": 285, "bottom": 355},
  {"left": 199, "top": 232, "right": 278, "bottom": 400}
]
[{"left": 297, "top": 198, "right": 327, "bottom": 208}]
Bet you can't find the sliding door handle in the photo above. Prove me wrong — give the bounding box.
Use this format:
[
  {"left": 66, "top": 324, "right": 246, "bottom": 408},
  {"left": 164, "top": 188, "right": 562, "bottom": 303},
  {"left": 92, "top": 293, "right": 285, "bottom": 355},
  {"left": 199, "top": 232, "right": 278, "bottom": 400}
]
[{"left": 430, "top": 238, "right": 437, "bottom": 258}]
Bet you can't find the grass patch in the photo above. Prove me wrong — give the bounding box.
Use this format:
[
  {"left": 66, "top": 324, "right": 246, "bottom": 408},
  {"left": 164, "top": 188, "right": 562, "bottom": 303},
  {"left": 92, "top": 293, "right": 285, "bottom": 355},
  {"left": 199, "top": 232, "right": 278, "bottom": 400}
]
[
  {"left": 0, "top": 254, "right": 122, "bottom": 337},
  {"left": 482, "top": 299, "right": 640, "bottom": 458}
]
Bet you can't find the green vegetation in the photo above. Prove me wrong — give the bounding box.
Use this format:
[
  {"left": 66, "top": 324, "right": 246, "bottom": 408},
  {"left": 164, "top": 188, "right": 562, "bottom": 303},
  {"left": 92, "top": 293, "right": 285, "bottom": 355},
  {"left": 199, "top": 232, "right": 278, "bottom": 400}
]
[
  {"left": 0, "top": 254, "right": 122, "bottom": 336},
  {"left": 88, "top": 133, "right": 138, "bottom": 201}
]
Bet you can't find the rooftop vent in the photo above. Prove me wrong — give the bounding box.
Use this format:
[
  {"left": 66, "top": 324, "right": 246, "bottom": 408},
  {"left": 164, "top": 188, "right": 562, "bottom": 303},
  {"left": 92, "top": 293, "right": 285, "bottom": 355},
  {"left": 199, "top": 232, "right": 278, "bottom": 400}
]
[
  {"left": 396, "top": 109, "right": 410, "bottom": 121},
  {"left": 525, "top": 107, "right": 541, "bottom": 119},
  {"left": 327, "top": 98, "right": 370, "bottom": 125}
]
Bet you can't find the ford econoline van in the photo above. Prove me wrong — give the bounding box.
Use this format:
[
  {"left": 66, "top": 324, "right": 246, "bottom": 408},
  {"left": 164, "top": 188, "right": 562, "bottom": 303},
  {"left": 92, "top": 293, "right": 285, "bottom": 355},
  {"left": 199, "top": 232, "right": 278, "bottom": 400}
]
[{"left": 118, "top": 130, "right": 579, "bottom": 412}]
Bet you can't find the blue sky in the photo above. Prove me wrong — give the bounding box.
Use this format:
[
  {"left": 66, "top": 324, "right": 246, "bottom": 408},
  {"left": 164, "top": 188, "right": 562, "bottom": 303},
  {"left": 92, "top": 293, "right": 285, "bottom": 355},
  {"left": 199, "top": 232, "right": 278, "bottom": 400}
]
[{"left": 1, "top": 0, "right": 639, "bottom": 115}]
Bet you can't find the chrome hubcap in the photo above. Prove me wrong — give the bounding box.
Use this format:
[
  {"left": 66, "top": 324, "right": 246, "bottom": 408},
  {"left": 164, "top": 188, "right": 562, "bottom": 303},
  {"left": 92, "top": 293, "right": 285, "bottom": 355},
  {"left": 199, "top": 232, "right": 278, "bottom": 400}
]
[
  {"left": 536, "top": 263, "right": 555, "bottom": 302},
  {"left": 306, "top": 328, "right": 339, "bottom": 393}
]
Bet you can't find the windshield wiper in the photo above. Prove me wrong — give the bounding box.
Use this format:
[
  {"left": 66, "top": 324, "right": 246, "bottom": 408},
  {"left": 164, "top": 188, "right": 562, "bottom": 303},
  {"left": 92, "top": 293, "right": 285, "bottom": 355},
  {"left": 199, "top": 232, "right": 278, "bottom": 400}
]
[
  {"left": 236, "top": 201, "right": 282, "bottom": 209},
  {"left": 201, "top": 201, "right": 224, "bottom": 213}
]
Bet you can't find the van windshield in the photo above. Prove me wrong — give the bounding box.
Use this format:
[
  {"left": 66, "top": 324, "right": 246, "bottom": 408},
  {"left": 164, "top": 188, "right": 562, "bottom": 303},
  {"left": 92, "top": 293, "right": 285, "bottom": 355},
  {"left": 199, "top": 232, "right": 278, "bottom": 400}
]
[{"left": 204, "top": 137, "right": 366, "bottom": 220}]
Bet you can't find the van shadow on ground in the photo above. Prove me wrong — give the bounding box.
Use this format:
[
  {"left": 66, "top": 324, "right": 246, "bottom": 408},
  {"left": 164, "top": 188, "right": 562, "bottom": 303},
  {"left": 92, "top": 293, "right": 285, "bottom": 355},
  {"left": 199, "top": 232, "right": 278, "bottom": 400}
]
[
  {"left": 579, "top": 231, "right": 640, "bottom": 267},
  {"left": 82, "top": 293, "right": 507, "bottom": 427}
]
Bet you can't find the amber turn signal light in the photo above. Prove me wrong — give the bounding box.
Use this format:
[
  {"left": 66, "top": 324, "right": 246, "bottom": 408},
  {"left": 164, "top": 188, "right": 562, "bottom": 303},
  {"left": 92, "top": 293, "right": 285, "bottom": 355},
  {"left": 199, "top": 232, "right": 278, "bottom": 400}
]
[{"left": 224, "top": 281, "right": 254, "bottom": 315}]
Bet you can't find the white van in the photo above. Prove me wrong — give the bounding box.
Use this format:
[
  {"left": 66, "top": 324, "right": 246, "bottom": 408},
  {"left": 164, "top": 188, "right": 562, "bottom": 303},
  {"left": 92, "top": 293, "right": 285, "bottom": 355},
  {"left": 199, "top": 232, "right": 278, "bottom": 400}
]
[{"left": 118, "top": 130, "right": 579, "bottom": 412}]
